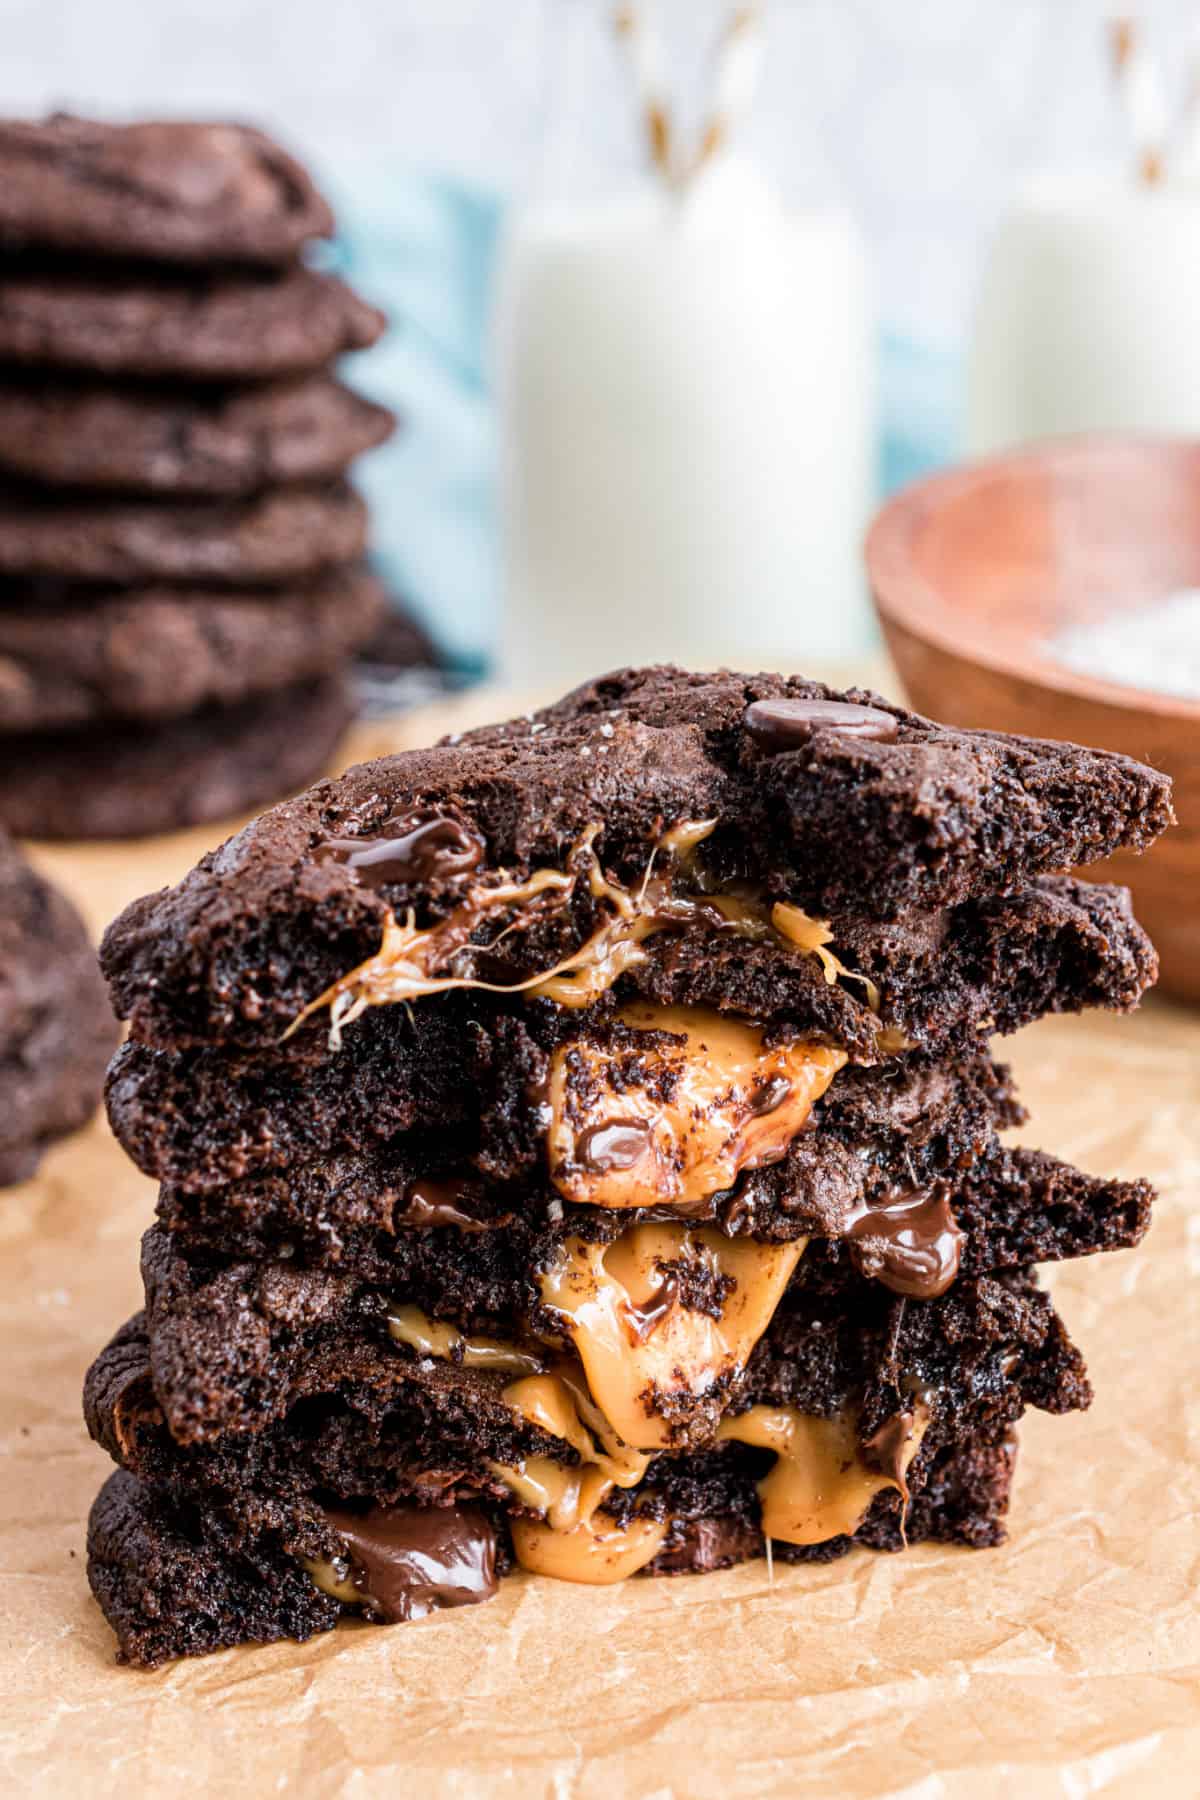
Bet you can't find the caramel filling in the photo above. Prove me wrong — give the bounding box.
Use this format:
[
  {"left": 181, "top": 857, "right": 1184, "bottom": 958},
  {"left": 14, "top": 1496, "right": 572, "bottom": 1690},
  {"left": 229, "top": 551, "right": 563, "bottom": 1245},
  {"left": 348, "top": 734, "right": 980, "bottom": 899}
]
[
  {"left": 770, "top": 904, "right": 881, "bottom": 1010},
  {"left": 287, "top": 819, "right": 880, "bottom": 1048},
  {"left": 537, "top": 1225, "right": 807, "bottom": 1449},
  {"left": 387, "top": 1217, "right": 814, "bottom": 1576},
  {"left": 386, "top": 1304, "right": 545, "bottom": 1377},
  {"left": 508, "top": 1509, "right": 669, "bottom": 1585},
  {"left": 547, "top": 1003, "right": 847, "bottom": 1210},
  {"left": 304, "top": 1555, "right": 361, "bottom": 1605},
  {"left": 384, "top": 1243, "right": 931, "bottom": 1582},
  {"left": 717, "top": 1402, "right": 930, "bottom": 1546},
  {"left": 489, "top": 1366, "right": 667, "bottom": 1583}
]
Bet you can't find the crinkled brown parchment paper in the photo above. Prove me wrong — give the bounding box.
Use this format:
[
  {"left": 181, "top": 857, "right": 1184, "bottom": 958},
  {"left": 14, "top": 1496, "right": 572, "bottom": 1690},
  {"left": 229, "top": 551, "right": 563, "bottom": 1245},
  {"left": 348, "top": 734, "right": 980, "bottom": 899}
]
[{"left": 2, "top": 695, "right": 1198, "bottom": 1798}]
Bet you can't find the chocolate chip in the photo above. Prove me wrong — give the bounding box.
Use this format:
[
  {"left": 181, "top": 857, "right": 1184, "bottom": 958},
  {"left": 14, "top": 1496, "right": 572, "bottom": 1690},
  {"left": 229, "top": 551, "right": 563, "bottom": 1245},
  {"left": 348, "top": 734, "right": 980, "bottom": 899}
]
[
  {"left": 747, "top": 1074, "right": 793, "bottom": 1118},
  {"left": 318, "top": 808, "right": 485, "bottom": 889},
  {"left": 577, "top": 1118, "right": 653, "bottom": 1174},
  {"left": 743, "top": 697, "right": 900, "bottom": 752},
  {"left": 397, "top": 1178, "right": 498, "bottom": 1232},
  {"left": 323, "top": 1502, "right": 498, "bottom": 1623},
  {"left": 843, "top": 1180, "right": 964, "bottom": 1299}
]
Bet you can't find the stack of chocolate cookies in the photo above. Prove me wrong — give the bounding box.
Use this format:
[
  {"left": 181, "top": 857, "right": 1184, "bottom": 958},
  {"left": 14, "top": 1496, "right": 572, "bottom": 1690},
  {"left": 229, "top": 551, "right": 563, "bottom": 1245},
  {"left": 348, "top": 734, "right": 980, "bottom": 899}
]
[
  {"left": 83, "top": 667, "right": 1171, "bottom": 1664},
  {"left": 0, "top": 115, "right": 395, "bottom": 839}
]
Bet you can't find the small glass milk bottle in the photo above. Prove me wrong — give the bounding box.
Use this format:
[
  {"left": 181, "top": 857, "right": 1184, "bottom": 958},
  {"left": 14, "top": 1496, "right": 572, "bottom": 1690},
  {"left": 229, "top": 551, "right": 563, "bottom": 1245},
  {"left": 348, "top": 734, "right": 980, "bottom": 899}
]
[{"left": 494, "top": 1, "right": 875, "bottom": 686}]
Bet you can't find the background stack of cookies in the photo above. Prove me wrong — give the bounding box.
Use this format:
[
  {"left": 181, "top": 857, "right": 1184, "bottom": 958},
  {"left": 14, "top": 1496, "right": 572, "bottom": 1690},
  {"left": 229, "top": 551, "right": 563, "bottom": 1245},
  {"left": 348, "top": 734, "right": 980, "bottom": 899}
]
[{"left": 0, "top": 115, "right": 397, "bottom": 840}]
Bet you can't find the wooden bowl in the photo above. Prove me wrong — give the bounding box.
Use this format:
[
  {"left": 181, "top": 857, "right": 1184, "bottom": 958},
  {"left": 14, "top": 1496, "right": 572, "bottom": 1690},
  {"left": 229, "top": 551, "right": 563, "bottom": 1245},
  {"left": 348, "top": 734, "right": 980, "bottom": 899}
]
[{"left": 866, "top": 435, "right": 1200, "bottom": 1002}]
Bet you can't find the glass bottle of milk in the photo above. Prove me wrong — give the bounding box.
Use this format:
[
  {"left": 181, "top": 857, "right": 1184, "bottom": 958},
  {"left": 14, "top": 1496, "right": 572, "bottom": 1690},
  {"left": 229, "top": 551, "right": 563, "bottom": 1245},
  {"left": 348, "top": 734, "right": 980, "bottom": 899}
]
[
  {"left": 494, "top": 2, "right": 874, "bottom": 685},
  {"left": 968, "top": 21, "right": 1200, "bottom": 454}
]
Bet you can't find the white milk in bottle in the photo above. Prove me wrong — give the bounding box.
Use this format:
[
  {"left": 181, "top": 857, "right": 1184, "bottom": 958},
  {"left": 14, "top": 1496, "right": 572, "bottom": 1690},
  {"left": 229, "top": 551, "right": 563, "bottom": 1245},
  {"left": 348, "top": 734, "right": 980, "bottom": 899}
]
[
  {"left": 968, "top": 171, "right": 1200, "bottom": 452},
  {"left": 495, "top": 17, "right": 874, "bottom": 684},
  {"left": 969, "top": 21, "right": 1200, "bottom": 453}
]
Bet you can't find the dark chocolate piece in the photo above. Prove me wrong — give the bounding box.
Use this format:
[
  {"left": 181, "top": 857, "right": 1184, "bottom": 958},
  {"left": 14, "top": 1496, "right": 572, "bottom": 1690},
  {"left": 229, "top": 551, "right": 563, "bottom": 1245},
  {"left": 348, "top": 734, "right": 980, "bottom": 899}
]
[
  {"left": 622, "top": 1269, "right": 681, "bottom": 1344},
  {"left": 318, "top": 810, "right": 485, "bottom": 891},
  {"left": 576, "top": 1118, "right": 654, "bottom": 1174},
  {"left": 743, "top": 696, "right": 900, "bottom": 750},
  {"left": 324, "top": 1501, "right": 497, "bottom": 1622},
  {"left": 398, "top": 1179, "right": 503, "bottom": 1233},
  {"left": 844, "top": 1181, "right": 965, "bottom": 1299},
  {"left": 863, "top": 1406, "right": 924, "bottom": 1496}
]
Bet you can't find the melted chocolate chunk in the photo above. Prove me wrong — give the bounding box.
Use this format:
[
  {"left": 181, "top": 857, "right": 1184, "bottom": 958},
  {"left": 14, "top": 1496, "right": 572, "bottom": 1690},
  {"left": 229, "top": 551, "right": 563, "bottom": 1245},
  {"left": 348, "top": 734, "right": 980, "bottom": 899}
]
[
  {"left": 622, "top": 1270, "right": 681, "bottom": 1344},
  {"left": 747, "top": 1074, "right": 793, "bottom": 1118},
  {"left": 323, "top": 1501, "right": 498, "bottom": 1623},
  {"left": 577, "top": 1118, "right": 654, "bottom": 1174},
  {"left": 844, "top": 1180, "right": 964, "bottom": 1299},
  {"left": 318, "top": 808, "right": 485, "bottom": 890},
  {"left": 396, "top": 1178, "right": 502, "bottom": 1233},
  {"left": 743, "top": 697, "right": 900, "bottom": 752}
]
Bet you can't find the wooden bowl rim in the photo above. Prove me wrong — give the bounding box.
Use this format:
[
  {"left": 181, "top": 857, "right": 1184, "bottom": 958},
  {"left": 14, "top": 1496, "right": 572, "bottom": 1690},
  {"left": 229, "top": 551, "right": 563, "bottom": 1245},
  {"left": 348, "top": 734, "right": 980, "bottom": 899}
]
[{"left": 866, "top": 433, "right": 1200, "bottom": 727}]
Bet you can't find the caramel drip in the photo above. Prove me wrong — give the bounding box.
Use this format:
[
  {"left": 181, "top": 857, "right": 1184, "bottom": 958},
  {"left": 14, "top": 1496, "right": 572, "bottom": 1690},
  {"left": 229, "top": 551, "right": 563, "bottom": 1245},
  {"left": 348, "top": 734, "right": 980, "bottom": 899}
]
[
  {"left": 508, "top": 1510, "right": 669, "bottom": 1584},
  {"left": 386, "top": 1303, "right": 544, "bottom": 1377},
  {"left": 771, "top": 903, "right": 881, "bottom": 1011},
  {"left": 717, "top": 1403, "right": 930, "bottom": 1546},
  {"left": 285, "top": 863, "right": 576, "bottom": 1048},
  {"left": 538, "top": 1225, "right": 806, "bottom": 1450},
  {"left": 285, "top": 818, "right": 880, "bottom": 1047},
  {"left": 490, "top": 1366, "right": 665, "bottom": 1584},
  {"left": 547, "top": 1002, "right": 847, "bottom": 1209}
]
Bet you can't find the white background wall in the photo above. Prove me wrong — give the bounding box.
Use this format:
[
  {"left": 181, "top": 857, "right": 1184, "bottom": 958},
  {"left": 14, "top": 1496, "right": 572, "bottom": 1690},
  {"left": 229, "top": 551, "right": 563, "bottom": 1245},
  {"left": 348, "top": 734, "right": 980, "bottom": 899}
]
[{"left": 4, "top": 0, "right": 1200, "bottom": 347}]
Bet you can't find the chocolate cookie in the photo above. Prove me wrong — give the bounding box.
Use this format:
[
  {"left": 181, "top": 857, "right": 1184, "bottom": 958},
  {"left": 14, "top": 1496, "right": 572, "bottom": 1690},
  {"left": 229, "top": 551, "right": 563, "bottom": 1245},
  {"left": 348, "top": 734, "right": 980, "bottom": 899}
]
[
  {"left": 0, "top": 829, "right": 115, "bottom": 1180},
  {"left": 0, "top": 116, "right": 332, "bottom": 265},
  {"left": 0, "top": 375, "right": 395, "bottom": 496},
  {"left": 0, "top": 674, "right": 355, "bottom": 840},
  {"left": 0, "top": 264, "right": 385, "bottom": 380},
  {"left": 84, "top": 1262, "right": 1077, "bottom": 1664},
  {"left": 0, "top": 567, "right": 384, "bottom": 731},
  {"left": 0, "top": 480, "right": 367, "bottom": 585},
  {"left": 143, "top": 1049, "right": 1019, "bottom": 1273},
  {"left": 79, "top": 665, "right": 1168, "bottom": 1672},
  {"left": 92, "top": 665, "right": 1170, "bottom": 1054},
  {"left": 458, "top": 666, "right": 1175, "bottom": 918},
  {"left": 135, "top": 1143, "right": 1146, "bottom": 1447},
  {"left": 89, "top": 1431, "right": 1018, "bottom": 1665}
]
